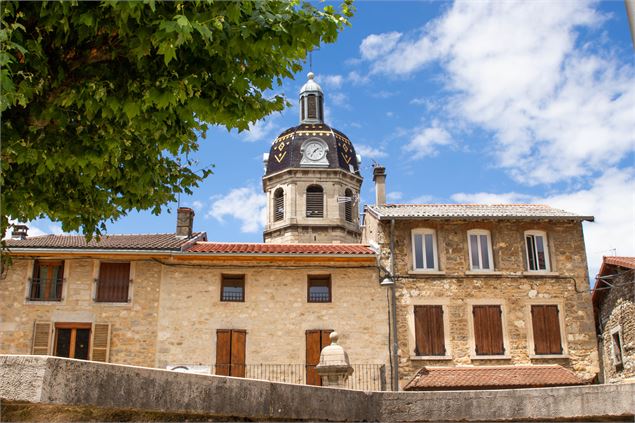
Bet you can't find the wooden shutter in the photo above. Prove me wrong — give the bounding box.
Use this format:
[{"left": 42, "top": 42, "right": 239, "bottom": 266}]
[
  {"left": 32, "top": 322, "right": 52, "bottom": 355},
  {"left": 531, "top": 305, "right": 562, "bottom": 355},
  {"left": 473, "top": 305, "right": 504, "bottom": 355},
  {"left": 230, "top": 330, "right": 246, "bottom": 377},
  {"left": 414, "top": 305, "right": 445, "bottom": 356},
  {"left": 97, "top": 262, "right": 130, "bottom": 302},
  {"left": 215, "top": 330, "right": 231, "bottom": 376},
  {"left": 90, "top": 323, "right": 111, "bottom": 362},
  {"left": 306, "top": 329, "right": 332, "bottom": 386}
]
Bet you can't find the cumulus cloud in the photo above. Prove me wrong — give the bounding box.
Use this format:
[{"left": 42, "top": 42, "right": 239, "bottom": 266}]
[
  {"left": 241, "top": 118, "right": 279, "bottom": 143},
  {"left": 363, "top": 1, "right": 635, "bottom": 185},
  {"left": 387, "top": 191, "right": 403, "bottom": 202},
  {"left": 206, "top": 186, "right": 267, "bottom": 233},
  {"left": 355, "top": 144, "right": 387, "bottom": 159},
  {"left": 321, "top": 74, "right": 344, "bottom": 89},
  {"left": 451, "top": 191, "right": 532, "bottom": 204},
  {"left": 360, "top": 31, "right": 403, "bottom": 60},
  {"left": 403, "top": 125, "right": 453, "bottom": 158}
]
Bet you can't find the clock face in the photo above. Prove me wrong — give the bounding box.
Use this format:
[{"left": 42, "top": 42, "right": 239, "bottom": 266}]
[{"left": 305, "top": 141, "right": 326, "bottom": 161}]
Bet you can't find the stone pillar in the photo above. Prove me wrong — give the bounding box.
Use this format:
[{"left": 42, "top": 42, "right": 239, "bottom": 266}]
[
  {"left": 315, "top": 332, "right": 354, "bottom": 388},
  {"left": 373, "top": 166, "right": 386, "bottom": 205}
]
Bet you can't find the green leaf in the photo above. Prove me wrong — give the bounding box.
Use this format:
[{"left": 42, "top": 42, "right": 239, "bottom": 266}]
[{"left": 122, "top": 100, "right": 141, "bottom": 120}]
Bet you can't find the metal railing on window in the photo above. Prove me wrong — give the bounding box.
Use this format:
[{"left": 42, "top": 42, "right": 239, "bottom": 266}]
[
  {"left": 28, "top": 277, "right": 63, "bottom": 301},
  {"left": 221, "top": 290, "right": 244, "bottom": 302},
  {"left": 308, "top": 292, "right": 330, "bottom": 302},
  {"left": 212, "top": 363, "right": 386, "bottom": 391}
]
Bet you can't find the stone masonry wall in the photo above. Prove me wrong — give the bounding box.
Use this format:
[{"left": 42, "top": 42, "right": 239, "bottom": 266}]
[
  {"left": 363, "top": 216, "right": 599, "bottom": 387},
  {"left": 0, "top": 258, "right": 161, "bottom": 366},
  {"left": 598, "top": 267, "right": 635, "bottom": 382}
]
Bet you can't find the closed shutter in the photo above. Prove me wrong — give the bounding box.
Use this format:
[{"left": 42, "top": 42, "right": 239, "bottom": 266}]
[
  {"left": 215, "top": 330, "right": 231, "bottom": 376},
  {"left": 414, "top": 305, "right": 446, "bottom": 356},
  {"left": 531, "top": 305, "right": 562, "bottom": 355},
  {"left": 473, "top": 305, "right": 505, "bottom": 355},
  {"left": 91, "top": 323, "right": 111, "bottom": 362},
  {"left": 230, "top": 330, "right": 246, "bottom": 377},
  {"left": 32, "top": 322, "right": 52, "bottom": 355},
  {"left": 306, "top": 329, "right": 332, "bottom": 386},
  {"left": 96, "top": 262, "right": 130, "bottom": 302}
]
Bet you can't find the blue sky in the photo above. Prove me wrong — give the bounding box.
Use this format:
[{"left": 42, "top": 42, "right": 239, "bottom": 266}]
[{"left": 25, "top": 1, "right": 635, "bottom": 276}]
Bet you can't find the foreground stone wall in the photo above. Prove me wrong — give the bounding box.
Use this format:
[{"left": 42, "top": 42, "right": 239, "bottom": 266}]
[
  {"left": 363, "top": 216, "right": 599, "bottom": 386},
  {"left": 1, "top": 355, "right": 633, "bottom": 422}
]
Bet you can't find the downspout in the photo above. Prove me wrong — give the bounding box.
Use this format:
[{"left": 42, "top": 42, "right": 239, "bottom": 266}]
[{"left": 389, "top": 218, "right": 399, "bottom": 390}]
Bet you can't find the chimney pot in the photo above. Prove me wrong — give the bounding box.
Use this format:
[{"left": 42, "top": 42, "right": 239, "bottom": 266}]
[
  {"left": 11, "top": 224, "right": 28, "bottom": 240},
  {"left": 176, "top": 207, "right": 195, "bottom": 238},
  {"left": 373, "top": 165, "right": 387, "bottom": 205}
]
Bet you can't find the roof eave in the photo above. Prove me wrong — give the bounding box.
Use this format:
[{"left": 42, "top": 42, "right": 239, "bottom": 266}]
[{"left": 370, "top": 215, "right": 594, "bottom": 222}]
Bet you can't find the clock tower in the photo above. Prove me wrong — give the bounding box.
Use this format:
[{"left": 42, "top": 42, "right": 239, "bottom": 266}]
[{"left": 262, "top": 73, "right": 362, "bottom": 244}]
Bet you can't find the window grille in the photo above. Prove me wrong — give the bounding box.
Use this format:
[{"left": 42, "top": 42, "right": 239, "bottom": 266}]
[
  {"left": 307, "top": 275, "right": 331, "bottom": 303},
  {"left": 221, "top": 274, "right": 245, "bottom": 302}
]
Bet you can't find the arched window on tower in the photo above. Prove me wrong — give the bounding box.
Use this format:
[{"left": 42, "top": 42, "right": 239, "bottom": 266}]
[
  {"left": 344, "top": 189, "right": 353, "bottom": 222},
  {"left": 274, "top": 188, "right": 284, "bottom": 222},
  {"left": 306, "top": 185, "right": 324, "bottom": 218},
  {"left": 307, "top": 94, "right": 317, "bottom": 119}
]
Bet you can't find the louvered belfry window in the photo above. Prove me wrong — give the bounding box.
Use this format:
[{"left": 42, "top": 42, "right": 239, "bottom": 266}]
[
  {"left": 274, "top": 188, "right": 284, "bottom": 222},
  {"left": 307, "top": 94, "right": 317, "bottom": 119},
  {"left": 344, "top": 189, "right": 353, "bottom": 222},
  {"left": 306, "top": 185, "right": 324, "bottom": 218}
]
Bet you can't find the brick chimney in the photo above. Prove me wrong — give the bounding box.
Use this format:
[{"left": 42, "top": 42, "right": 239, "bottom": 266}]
[
  {"left": 11, "top": 224, "right": 28, "bottom": 240},
  {"left": 373, "top": 165, "right": 386, "bottom": 205},
  {"left": 176, "top": 207, "right": 195, "bottom": 238}
]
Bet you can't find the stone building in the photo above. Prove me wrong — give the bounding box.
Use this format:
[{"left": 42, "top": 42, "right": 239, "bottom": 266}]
[
  {"left": 593, "top": 256, "right": 635, "bottom": 384},
  {"left": 363, "top": 167, "right": 599, "bottom": 389}
]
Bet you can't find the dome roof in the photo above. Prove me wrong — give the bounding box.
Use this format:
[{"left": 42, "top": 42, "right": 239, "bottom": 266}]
[
  {"left": 265, "top": 123, "right": 360, "bottom": 176},
  {"left": 300, "top": 72, "right": 322, "bottom": 93}
]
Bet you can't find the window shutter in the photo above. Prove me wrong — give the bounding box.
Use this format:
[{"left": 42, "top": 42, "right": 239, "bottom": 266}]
[
  {"left": 414, "top": 305, "right": 445, "bottom": 356},
  {"left": 532, "top": 305, "right": 562, "bottom": 354},
  {"left": 97, "top": 262, "right": 130, "bottom": 302},
  {"left": 215, "top": 330, "right": 231, "bottom": 376},
  {"left": 306, "top": 330, "right": 329, "bottom": 386},
  {"left": 32, "top": 321, "right": 52, "bottom": 355},
  {"left": 230, "top": 330, "right": 246, "bottom": 377},
  {"left": 90, "top": 323, "right": 111, "bottom": 362},
  {"left": 473, "top": 305, "right": 504, "bottom": 355}
]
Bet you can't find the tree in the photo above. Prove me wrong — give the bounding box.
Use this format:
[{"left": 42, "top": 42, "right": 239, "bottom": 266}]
[{"left": 0, "top": 0, "right": 353, "bottom": 237}]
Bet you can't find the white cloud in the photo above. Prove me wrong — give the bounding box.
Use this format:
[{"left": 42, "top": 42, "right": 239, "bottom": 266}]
[
  {"left": 48, "top": 224, "right": 64, "bottom": 235},
  {"left": 189, "top": 200, "right": 204, "bottom": 213},
  {"left": 329, "top": 92, "right": 348, "bottom": 107},
  {"left": 387, "top": 191, "right": 403, "bottom": 201},
  {"left": 409, "top": 195, "right": 435, "bottom": 204},
  {"left": 206, "top": 186, "right": 267, "bottom": 233},
  {"left": 355, "top": 144, "right": 387, "bottom": 159},
  {"left": 347, "top": 70, "right": 370, "bottom": 86},
  {"left": 403, "top": 125, "right": 453, "bottom": 158},
  {"left": 242, "top": 118, "right": 279, "bottom": 143},
  {"left": 450, "top": 168, "right": 635, "bottom": 278},
  {"left": 321, "top": 74, "right": 344, "bottom": 89},
  {"left": 363, "top": 1, "right": 635, "bottom": 185},
  {"left": 360, "top": 31, "right": 403, "bottom": 60}
]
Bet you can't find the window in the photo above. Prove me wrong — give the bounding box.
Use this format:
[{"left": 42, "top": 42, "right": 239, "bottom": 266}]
[
  {"left": 414, "top": 305, "right": 446, "bottom": 356},
  {"left": 472, "top": 305, "right": 505, "bottom": 356},
  {"left": 344, "top": 189, "right": 353, "bottom": 222},
  {"left": 306, "top": 185, "right": 324, "bottom": 218},
  {"left": 221, "top": 274, "right": 245, "bottom": 302},
  {"left": 307, "top": 275, "right": 331, "bottom": 303},
  {"left": 96, "top": 262, "right": 130, "bottom": 302},
  {"left": 531, "top": 305, "right": 563, "bottom": 355},
  {"left": 29, "top": 260, "right": 64, "bottom": 301},
  {"left": 467, "top": 230, "right": 493, "bottom": 271},
  {"left": 611, "top": 327, "right": 624, "bottom": 369},
  {"left": 54, "top": 323, "right": 91, "bottom": 360},
  {"left": 307, "top": 94, "right": 317, "bottom": 119},
  {"left": 306, "top": 329, "right": 332, "bottom": 386},
  {"left": 411, "top": 229, "right": 438, "bottom": 270},
  {"left": 525, "top": 231, "right": 550, "bottom": 271},
  {"left": 274, "top": 188, "right": 284, "bottom": 222},
  {"left": 31, "top": 321, "right": 111, "bottom": 362},
  {"left": 215, "top": 329, "right": 246, "bottom": 377}
]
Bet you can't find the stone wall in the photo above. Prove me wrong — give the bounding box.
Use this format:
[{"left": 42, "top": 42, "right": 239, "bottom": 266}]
[
  {"left": 597, "top": 268, "right": 635, "bottom": 382},
  {"left": 363, "top": 216, "right": 599, "bottom": 387}
]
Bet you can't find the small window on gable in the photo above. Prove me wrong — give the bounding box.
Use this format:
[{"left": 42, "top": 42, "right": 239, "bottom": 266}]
[
  {"left": 307, "top": 275, "right": 331, "bottom": 303},
  {"left": 96, "top": 262, "right": 130, "bottom": 303},
  {"left": 467, "top": 230, "right": 494, "bottom": 271},
  {"left": 30, "top": 260, "right": 64, "bottom": 301},
  {"left": 412, "top": 229, "right": 438, "bottom": 271},
  {"left": 344, "top": 189, "right": 353, "bottom": 222},
  {"left": 611, "top": 327, "right": 624, "bottom": 369},
  {"left": 306, "top": 185, "right": 324, "bottom": 218},
  {"left": 221, "top": 274, "right": 245, "bottom": 302},
  {"left": 525, "top": 231, "right": 550, "bottom": 271},
  {"left": 274, "top": 188, "right": 284, "bottom": 222}
]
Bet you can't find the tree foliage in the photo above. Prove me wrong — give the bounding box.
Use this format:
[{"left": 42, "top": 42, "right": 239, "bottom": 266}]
[{"left": 0, "top": 0, "right": 353, "bottom": 236}]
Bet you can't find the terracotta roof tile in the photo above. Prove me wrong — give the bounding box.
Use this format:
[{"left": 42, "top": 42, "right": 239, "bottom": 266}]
[
  {"left": 403, "top": 365, "right": 588, "bottom": 391},
  {"left": 592, "top": 256, "right": 635, "bottom": 304},
  {"left": 603, "top": 256, "right": 635, "bottom": 269},
  {"left": 367, "top": 204, "right": 593, "bottom": 221},
  {"left": 186, "top": 242, "right": 375, "bottom": 255},
  {"left": 5, "top": 233, "right": 205, "bottom": 251}
]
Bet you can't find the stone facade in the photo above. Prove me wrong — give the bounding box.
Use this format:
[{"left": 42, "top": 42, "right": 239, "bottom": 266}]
[
  {"left": 594, "top": 259, "right": 635, "bottom": 383},
  {"left": 363, "top": 214, "right": 599, "bottom": 387}
]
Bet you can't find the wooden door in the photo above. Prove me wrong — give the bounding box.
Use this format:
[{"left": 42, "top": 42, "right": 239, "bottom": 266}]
[
  {"left": 215, "top": 329, "right": 246, "bottom": 377},
  {"left": 54, "top": 323, "right": 92, "bottom": 360},
  {"left": 305, "top": 329, "right": 332, "bottom": 386}
]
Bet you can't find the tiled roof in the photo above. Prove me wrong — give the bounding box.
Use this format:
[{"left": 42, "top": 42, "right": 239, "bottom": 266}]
[
  {"left": 603, "top": 256, "right": 635, "bottom": 269},
  {"left": 5, "top": 233, "right": 205, "bottom": 251},
  {"left": 366, "top": 204, "right": 593, "bottom": 221},
  {"left": 186, "top": 242, "right": 375, "bottom": 255},
  {"left": 403, "top": 365, "right": 588, "bottom": 391}
]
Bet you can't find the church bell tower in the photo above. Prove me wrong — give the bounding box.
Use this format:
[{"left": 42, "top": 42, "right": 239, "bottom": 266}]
[{"left": 262, "top": 73, "right": 362, "bottom": 244}]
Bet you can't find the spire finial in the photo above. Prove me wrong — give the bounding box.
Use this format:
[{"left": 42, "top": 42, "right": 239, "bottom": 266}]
[{"left": 307, "top": 72, "right": 314, "bottom": 80}]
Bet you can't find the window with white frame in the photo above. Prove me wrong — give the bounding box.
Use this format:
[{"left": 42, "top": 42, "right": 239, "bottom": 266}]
[
  {"left": 467, "top": 229, "right": 494, "bottom": 271},
  {"left": 412, "top": 229, "right": 438, "bottom": 271},
  {"left": 525, "top": 231, "right": 550, "bottom": 271}
]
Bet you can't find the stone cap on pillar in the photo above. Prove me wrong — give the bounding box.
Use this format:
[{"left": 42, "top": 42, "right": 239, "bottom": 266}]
[{"left": 315, "top": 331, "right": 354, "bottom": 384}]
